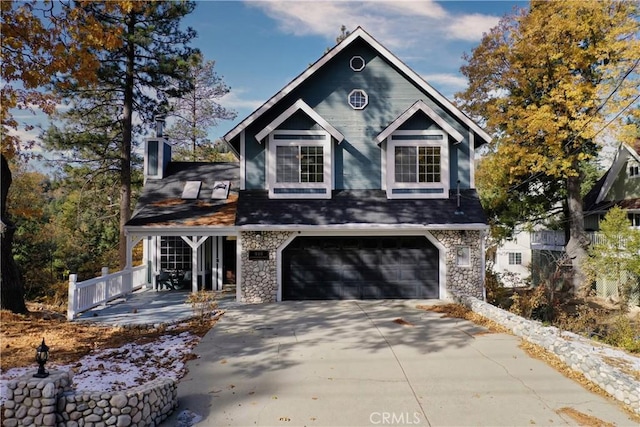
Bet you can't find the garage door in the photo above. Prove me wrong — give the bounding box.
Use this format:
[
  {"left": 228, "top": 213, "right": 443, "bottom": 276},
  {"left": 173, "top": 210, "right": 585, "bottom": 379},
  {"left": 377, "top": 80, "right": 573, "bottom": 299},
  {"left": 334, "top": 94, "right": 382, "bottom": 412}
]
[{"left": 282, "top": 236, "right": 439, "bottom": 300}]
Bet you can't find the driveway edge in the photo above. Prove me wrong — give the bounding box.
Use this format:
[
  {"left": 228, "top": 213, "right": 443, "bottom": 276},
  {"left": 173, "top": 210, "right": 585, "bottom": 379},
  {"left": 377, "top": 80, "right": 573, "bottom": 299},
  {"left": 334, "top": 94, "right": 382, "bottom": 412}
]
[{"left": 453, "top": 294, "right": 640, "bottom": 415}]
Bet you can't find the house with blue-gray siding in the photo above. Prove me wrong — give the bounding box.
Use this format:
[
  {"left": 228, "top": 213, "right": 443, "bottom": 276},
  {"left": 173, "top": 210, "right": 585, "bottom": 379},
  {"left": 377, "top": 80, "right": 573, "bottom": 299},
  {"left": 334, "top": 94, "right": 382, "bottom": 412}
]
[{"left": 126, "top": 27, "right": 491, "bottom": 303}]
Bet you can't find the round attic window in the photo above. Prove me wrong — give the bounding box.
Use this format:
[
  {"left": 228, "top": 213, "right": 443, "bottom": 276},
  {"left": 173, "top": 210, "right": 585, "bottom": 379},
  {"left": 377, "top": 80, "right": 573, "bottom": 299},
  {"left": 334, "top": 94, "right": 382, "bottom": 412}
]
[
  {"left": 350, "top": 56, "right": 365, "bottom": 72},
  {"left": 348, "top": 89, "right": 368, "bottom": 110}
]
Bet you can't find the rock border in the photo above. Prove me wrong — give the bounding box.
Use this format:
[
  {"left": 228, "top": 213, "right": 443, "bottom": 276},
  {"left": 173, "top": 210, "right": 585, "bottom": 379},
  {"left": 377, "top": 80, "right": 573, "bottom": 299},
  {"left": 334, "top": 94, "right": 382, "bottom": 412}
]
[
  {"left": 453, "top": 294, "right": 640, "bottom": 415},
  {"left": 2, "top": 370, "right": 177, "bottom": 427}
]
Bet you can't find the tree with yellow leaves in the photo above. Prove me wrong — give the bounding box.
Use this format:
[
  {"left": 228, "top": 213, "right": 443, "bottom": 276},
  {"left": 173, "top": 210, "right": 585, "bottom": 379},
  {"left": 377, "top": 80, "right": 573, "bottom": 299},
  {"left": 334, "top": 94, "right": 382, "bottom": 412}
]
[
  {"left": 457, "top": 0, "right": 640, "bottom": 293},
  {"left": 1, "top": 0, "right": 123, "bottom": 313}
]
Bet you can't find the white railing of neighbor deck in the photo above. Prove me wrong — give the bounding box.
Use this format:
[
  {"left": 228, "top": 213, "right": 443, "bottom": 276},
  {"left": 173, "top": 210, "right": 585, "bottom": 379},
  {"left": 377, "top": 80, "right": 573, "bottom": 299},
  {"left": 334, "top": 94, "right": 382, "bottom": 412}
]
[{"left": 67, "top": 265, "right": 148, "bottom": 320}]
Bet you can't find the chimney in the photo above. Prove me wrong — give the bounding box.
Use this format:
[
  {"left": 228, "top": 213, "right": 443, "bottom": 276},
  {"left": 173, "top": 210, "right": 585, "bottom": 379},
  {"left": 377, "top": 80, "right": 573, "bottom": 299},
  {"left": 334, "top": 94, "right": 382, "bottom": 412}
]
[{"left": 143, "top": 115, "right": 171, "bottom": 183}]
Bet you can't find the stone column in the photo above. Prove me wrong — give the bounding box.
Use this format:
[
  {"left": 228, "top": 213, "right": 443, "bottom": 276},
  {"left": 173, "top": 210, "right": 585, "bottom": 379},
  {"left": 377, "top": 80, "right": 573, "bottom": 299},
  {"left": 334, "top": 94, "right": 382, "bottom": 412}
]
[{"left": 3, "top": 370, "right": 72, "bottom": 427}]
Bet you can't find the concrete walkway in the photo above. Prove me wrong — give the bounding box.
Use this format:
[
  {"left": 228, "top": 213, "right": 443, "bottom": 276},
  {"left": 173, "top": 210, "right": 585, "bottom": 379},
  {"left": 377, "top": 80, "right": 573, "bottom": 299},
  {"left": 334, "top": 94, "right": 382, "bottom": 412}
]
[
  {"left": 163, "top": 300, "right": 637, "bottom": 427},
  {"left": 75, "top": 289, "right": 238, "bottom": 327}
]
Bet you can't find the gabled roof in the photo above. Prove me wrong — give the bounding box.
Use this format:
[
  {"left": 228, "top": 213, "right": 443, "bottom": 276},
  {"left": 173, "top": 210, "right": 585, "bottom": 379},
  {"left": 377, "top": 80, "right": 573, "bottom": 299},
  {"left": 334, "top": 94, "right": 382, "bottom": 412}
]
[
  {"left": 584, "top": 142, "right": 640, "bottom": 211},
  {"left": 223, "top": 27, "right": 491, "bottom": 146},
  {"left": 376, "top": 100, "right": 464, "bottom": 144},
  {"left": 255, "top": 99, "right": 345, "bottom": 143}
]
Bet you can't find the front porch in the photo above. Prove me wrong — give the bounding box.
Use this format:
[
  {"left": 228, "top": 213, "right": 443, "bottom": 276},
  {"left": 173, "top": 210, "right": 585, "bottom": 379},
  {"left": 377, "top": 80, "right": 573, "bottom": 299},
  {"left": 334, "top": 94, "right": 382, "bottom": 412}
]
[{"left": 74, "top": 287, "right": 237, "bottom": 327}]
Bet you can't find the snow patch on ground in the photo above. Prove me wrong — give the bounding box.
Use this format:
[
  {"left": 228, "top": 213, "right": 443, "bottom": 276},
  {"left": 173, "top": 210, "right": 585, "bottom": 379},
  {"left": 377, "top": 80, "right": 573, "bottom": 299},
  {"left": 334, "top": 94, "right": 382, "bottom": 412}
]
[{"left": 0, "top": 329, "right": 201, "bottom": 406}]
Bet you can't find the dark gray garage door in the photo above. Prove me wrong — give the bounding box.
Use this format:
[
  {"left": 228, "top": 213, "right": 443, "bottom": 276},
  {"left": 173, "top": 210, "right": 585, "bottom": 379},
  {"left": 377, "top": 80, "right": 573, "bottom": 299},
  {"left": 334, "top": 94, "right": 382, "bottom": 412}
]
[{"left": 282, "top": 236, "right": 439, "bottom": 300}]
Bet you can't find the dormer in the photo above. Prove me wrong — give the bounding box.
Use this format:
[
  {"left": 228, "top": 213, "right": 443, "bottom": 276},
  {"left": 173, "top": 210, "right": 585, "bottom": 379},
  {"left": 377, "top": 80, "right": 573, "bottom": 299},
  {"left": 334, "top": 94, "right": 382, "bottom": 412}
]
[
  {"left": 255, "top": 99, "right": 344, "bottom": 199},
  {"left": 377, "top": 101, "right": 463, "bottom": 199}
]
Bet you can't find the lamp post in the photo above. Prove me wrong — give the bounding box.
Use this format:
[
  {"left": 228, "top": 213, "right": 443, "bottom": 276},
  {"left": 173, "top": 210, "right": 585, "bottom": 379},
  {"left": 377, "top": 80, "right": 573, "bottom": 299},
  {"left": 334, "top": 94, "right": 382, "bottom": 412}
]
[{"left": 33, "top": 338, "right": 49, "bottom": 378}]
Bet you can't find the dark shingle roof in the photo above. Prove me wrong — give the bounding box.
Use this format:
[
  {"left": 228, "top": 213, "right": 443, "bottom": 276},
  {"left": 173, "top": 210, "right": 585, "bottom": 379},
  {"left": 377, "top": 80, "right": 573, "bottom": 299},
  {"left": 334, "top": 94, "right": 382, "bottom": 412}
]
[
  {"left": 235, "top": 189, "right": 487, "bottom": 227},
  {"left": 127, "top": 162, "right": 239, "bottom": 228}
]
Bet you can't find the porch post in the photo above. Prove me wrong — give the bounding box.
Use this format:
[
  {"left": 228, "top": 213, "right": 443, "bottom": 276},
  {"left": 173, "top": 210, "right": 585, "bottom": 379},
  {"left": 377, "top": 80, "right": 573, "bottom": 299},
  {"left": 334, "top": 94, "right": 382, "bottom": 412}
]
[
  {"left": 180, "top": 236, "right": 209, "bottom": 293},
  {"left": 216, "top": 236, "right": 224, "bottom": 291}
]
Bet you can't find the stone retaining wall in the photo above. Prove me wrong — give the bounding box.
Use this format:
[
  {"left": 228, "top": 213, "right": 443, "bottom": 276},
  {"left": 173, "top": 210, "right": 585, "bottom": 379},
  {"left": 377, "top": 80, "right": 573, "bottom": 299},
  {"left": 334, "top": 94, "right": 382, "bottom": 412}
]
[
  {"left": 2, "top": 370, "right": 177, "bottom": 427},
  {"left": 453, "top": 295, "right": 640, "bottom": 415}
]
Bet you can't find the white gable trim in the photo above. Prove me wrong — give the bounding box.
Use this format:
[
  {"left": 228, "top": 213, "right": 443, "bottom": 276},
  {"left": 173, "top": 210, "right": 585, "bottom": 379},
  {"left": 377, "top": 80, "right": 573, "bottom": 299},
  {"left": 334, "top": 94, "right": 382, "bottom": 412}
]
[
  {"left": 375, "top": 100, "right": 464, "bottom": 145},
  {"left": 596, "top": 143, "right": 639, "bottom": 204},
  {"left": 224, "top": 27, "right": 490, "bottom": 145},
  {"left": 255, "top": 99, "right": 344, "bottom": 143}
]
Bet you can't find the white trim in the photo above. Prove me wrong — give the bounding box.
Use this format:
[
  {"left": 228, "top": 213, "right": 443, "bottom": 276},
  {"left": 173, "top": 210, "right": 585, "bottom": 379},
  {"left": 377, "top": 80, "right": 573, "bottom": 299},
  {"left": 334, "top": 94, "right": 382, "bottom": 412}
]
[
  {"left": 236, "top": 233, "right": 243, "bottom": 302},
  {"left": 240, "top": 131, "right": 246, "bottom": 190},
  {"left": 376, "top": 100, "right": 464, "bottom": 144},
  {"left": 348, "top": 89, "right": 368, "bottom": 110},
  {"left": 267, "top": 130, "right": 332, "bottom": 199},
  {"left": 274, "top": 230, "right": 448, "bottom": 302},
  {"left": 223, "top": 27, "right": 491, "bottom": 146},
  {"left": 469, "top": 131, "right": 476, "bottom": 188},
  {"left": 125, "top": 227, "right": 237, "bottom": 236},
  {"left": 255, "top": 99, "right": 344, "bottom": 143},
  {"left": 384, "top": 130, "right": 449, "bottom": 199},
  {"left": 350, "top": 55, "right": 365, "bottom": 72},
  {"left": 380, "top": 139, "right": 387, "bottom": 190},
  {"left": 239, "top": 223, "right": 489, "bottom": 231}
]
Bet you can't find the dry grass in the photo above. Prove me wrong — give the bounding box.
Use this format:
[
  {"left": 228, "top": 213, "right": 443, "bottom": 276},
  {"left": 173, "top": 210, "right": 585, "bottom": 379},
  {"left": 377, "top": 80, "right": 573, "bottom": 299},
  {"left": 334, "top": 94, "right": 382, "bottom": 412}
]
[
  {"left": 417, "top": 303, "right": 511, "bottom": 334},
  {"left": 0, "top": 303, "right": 216, "bottom": 372},
  {"left": 555, "top": 407, "right": 614, "bottom": 427}
]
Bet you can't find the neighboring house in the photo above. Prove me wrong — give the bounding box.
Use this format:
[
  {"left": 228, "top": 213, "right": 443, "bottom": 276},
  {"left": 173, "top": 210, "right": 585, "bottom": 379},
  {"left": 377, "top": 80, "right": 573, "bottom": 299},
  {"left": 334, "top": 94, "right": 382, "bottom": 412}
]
[
  {"left": 125, "top": 27, "right": 491, "bottom": 303},
  {"left": 584, "top": 142, "right": 640, "bottom": 303},
  {"left": 492, "top": 142, "right": 640, "bottom": 298},
  {"left": 493, "top": 229, "right": 532, "bottom": 286},
  {"left": 583, "top": 142, "right": 640, "bottom": 231}
]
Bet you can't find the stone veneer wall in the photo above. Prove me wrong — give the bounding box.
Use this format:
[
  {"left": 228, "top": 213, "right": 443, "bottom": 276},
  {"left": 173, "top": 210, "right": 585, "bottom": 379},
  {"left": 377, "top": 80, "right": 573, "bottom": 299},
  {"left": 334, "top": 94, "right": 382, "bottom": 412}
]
[
  {"left": 2, "top": 370, "right": 177, "bottom": 427},
  {"left": 240, "top": 231, "right": 294, "bottom": 303},
  {"left": 240, "top": 230, "right": 484, "bottom": 302},
  {"left": 453, "top": 295, "right": 640, "bottom": 415},
  {"left": 432, "top": 230, "right": 484, "bottom": 299}
]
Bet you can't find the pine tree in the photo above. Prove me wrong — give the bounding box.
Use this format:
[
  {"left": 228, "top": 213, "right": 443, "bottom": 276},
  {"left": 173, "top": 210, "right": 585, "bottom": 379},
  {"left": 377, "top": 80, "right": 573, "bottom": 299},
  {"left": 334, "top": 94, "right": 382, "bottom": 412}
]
[
  {"left": 54, "top": 1, "right": 198, "bottom": 268},
  {"left": 165, "top": 52, "right": 236, "bottom": 160}
]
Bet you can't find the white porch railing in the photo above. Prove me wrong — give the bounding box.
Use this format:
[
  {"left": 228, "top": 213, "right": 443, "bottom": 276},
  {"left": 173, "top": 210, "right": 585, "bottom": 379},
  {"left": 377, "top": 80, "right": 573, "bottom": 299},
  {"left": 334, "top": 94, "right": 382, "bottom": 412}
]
[
  {"left": 67, "top": 265, "right": 149, "bottom": 320},
  {"left": 530, "top": 231, "right": 618, "bottom": 248},
  {"left": 531, "top": 230, "right": 566, "bottom": 248}
]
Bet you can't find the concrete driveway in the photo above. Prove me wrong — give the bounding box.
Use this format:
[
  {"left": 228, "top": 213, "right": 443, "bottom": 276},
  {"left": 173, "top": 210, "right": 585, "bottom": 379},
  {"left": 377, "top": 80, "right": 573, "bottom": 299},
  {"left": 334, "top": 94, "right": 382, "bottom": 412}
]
[{"left": 163, "top": 300, "right": 636, "bottom": 426}]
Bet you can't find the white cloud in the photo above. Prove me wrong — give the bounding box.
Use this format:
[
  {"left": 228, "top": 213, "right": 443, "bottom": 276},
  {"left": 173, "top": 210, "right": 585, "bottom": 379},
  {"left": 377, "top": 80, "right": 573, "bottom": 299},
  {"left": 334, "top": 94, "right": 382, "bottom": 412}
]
[
  {"left": 446, "top": 14, "right": 501, "bottom": 41},
  {"left": 248, "top": 0, "right": 500, "bottom": 50},
  {"left": 219, "top": 89, "right": 265, "bottom": 111},
  {"left": 421, "top": 73, "right": 468, "bottom": 91}
]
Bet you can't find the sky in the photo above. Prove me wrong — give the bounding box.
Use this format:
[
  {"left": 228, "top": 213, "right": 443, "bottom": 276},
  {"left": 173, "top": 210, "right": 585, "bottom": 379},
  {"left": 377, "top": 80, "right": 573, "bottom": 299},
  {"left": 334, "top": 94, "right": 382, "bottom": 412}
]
[
  {"left": 183, "top": 0, "right": 526, "bottom": 141},
  {"left": 12, "top": 0, "right": 528, "bottom": 164}
]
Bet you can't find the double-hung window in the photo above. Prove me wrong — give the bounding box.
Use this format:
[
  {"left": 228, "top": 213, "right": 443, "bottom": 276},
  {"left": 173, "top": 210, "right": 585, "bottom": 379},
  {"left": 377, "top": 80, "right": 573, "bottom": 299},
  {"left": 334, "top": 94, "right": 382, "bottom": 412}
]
[
  {"left": 384, "top": 130, "right": 449, "bottom": 199},
  {"left": 268, "top": 130, "right": 332, "bottom": 198}
]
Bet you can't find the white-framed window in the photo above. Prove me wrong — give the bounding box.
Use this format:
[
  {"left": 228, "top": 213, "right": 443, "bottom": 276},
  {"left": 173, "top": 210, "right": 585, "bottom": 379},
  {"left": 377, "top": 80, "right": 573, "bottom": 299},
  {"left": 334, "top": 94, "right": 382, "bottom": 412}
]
[
  {"left": 508, "top": 252, "right": 522, "bottom": 265},
  {"left": 350, "top": 56, "right": 365, "bottom": 72},
  {"left": 267, "top": 130, "right": 332, "bottom": 199},
  {"left": 629, "top": 213, "right": 640, "bottom": 228},
  {"left": 384, "top": 130, "right": 449, "bottom": 199},
  {"left": 348, "top": 89, "right": 368, "bottom": 110},
  {"left": 456, "top": 246, "right": 471, "bottom": 267},
  {"left": 629, "top": 163, "right": 639, "bottom": 178}
]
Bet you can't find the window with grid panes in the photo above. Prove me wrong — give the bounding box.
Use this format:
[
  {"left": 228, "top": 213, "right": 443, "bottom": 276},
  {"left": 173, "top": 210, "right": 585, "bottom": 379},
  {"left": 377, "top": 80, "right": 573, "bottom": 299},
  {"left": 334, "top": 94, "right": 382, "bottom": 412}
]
[
  {"left": 508, "top": 252, "right": 522, "bottom": 265},
  {"left": 395, "top": 146, "right": 441, "bottom": 183},
  {"left": 160, "top": 236, "right": 191, "bottom": 271},
  {"left": 276, "top": 145, "right": 324, "bottom": 183}
]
